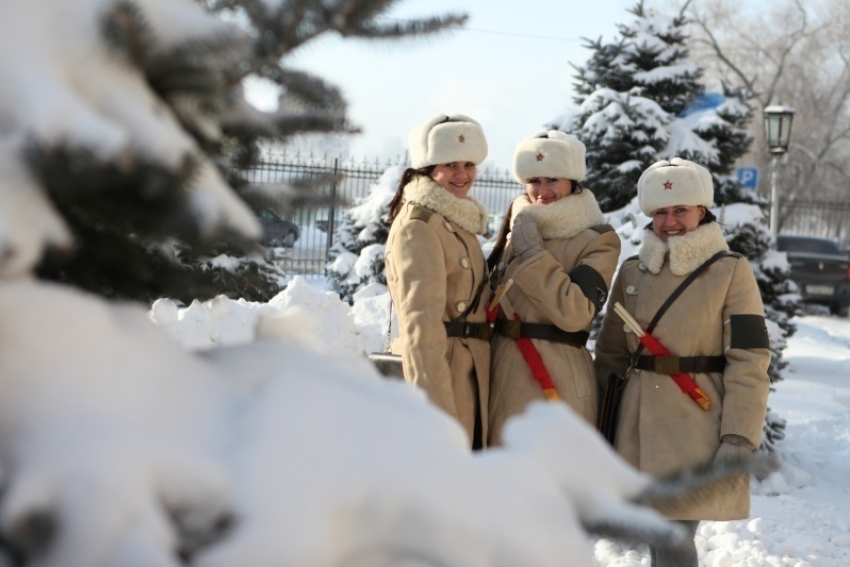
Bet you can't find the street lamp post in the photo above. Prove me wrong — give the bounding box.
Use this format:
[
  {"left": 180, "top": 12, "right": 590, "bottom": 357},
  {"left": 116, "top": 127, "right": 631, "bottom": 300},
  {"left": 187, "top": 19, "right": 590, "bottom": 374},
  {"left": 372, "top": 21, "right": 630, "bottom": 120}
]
[{"left": 764, "top": 105, "right": 795, "bottom": 240}]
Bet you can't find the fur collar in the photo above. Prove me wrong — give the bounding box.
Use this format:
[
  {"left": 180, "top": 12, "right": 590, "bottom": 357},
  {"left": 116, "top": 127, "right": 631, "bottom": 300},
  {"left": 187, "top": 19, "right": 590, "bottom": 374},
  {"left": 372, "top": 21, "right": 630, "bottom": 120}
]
[
  {"left": 639, "top": 222, "right": 729, "bottom": 276},
  {"left": 509, "top": 190, "right": 606, "bottom": 240},
  {"left": 403, "top": 176, "right": 489, "bottom": 234}
]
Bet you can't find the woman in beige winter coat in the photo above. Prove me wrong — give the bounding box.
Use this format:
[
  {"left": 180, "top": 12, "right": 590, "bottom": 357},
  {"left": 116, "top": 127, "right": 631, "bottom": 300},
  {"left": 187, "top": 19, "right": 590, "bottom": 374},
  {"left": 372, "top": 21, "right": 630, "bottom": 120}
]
[
  {"left": 385, "top": 114, "right": 492, "bottom": 450},
  {"left": 594, "top": 158, "right": 771, "bottom": 567},
  {"left": 487, "top": 131, "right": 621, "bottom": 446}
]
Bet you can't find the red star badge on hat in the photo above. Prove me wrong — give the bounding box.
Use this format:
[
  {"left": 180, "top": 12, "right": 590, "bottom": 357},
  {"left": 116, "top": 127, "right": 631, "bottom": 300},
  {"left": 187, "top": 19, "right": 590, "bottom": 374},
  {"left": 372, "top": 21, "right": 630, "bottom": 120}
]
[
  {"left": 663, "top": 181, "right": 673, "bottom": 190},
  {"left": 536, "top": 153, "right": 544, "bottom": 161},
  {"left": 458, "top": 135, "right": 465, "bottom": 143}
]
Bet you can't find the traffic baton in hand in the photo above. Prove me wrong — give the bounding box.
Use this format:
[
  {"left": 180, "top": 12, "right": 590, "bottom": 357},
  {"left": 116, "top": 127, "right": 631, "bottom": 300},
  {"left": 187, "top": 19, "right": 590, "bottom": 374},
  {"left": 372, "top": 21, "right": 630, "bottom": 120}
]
[{"left": 490, "top": 280, "right": 560, "bottom": 402}]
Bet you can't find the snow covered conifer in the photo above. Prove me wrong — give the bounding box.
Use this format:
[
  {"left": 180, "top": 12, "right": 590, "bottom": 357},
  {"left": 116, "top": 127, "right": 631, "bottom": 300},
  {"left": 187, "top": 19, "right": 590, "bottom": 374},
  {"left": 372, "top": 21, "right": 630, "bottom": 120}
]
[
  {"left": 554, "top": 1, "right": 740, "bottom": 211},
  {"left": 694, "top": 86, "right": 753, "bottom": 206},
  {"left": 617, "top": 1, "right": 703, "bottom": 118},
  {"left": 554, "top": 0, "right": 707, "bottom": 210},
  {"left": 327, "top": 165, "right": 403, "bottom": 303},
  {"left": 551, "top": 31, "right": 669, "bottom": 212},
  {"left": 5, "top": 0, "right": 464, "bottom": 304}
]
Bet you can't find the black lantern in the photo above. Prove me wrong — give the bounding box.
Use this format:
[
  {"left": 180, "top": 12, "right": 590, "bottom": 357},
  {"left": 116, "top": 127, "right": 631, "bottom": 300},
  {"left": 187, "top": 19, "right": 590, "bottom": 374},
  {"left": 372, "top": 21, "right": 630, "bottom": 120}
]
[
  {"left": 764, "top": 105, "right": 795, "bottom": 154},
  {"left": 764, "top": 105, "right": 795, "bottom": 239}
]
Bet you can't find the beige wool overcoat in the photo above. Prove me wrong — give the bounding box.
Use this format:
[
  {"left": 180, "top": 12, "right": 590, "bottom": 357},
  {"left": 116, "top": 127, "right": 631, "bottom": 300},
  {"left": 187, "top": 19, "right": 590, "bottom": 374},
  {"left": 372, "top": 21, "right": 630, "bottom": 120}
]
[
  {"left": 385, "top": 176, "right": 492, "bottom": 448},
  {"left": 488, "top": 191, "right": 621, "bottom": 445},
  {"left": 594, "top": 222, "right": 771, "bottom": 521}
]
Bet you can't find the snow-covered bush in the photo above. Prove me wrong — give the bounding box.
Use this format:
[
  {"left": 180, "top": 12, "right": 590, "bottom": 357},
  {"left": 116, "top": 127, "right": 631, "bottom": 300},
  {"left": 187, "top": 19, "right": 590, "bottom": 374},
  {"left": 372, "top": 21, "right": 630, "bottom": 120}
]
[{"left": 326, "top": 165, "right": 403, "bottom": 303}]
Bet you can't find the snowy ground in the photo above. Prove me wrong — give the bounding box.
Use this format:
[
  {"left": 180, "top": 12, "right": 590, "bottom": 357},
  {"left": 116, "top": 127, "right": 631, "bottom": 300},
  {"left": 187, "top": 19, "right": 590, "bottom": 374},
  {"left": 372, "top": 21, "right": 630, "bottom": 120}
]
[{"left": 151, "top": 279, "right": 850, "bottom": 566}]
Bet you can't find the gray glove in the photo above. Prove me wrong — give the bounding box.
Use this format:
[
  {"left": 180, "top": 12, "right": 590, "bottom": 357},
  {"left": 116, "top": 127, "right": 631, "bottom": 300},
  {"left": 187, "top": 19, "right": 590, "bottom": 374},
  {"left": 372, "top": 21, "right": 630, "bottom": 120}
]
[
  {"left": 714, "top": 434, "right": 755, "bottom": 465},
  {"left": 510, "top": 210, "right": 545, "bottom": 263}
]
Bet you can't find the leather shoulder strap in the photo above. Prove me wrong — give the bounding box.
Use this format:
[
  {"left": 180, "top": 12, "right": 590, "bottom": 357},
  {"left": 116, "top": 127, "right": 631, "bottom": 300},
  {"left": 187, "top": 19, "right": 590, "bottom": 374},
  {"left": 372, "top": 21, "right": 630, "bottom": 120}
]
[
  {"left": 630, "top": 250, "right": 730, "bottom": 361},
  {"left": 645, "top": 250, "right": 730, "bottom": 334}
]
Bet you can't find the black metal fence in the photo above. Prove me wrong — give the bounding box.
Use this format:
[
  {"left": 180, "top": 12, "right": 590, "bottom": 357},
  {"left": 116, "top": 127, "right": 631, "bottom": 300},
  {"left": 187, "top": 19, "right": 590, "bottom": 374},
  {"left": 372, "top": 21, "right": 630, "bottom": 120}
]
[
  {"left": 243, "top": 153, "right": 850, "bottom": 277},
  {"left": 242, "top": 152, "right": 522, "bottom": 276}
]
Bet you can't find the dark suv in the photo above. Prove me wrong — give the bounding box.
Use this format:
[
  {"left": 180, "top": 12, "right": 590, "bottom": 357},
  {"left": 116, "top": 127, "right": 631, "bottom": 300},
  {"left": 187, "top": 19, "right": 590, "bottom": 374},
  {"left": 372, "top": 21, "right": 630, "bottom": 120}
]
[
  {"left": 777, "top": 235, "right": 850, "bottom": 316},
  {"left": 258, "top": 209, "right": 300, "bottom": 248}
]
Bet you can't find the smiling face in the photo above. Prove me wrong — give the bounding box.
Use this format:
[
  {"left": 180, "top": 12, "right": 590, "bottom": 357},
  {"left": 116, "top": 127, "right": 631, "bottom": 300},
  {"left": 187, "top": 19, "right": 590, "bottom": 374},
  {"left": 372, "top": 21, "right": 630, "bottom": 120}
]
[
  {"left": 430, "top": 161, "right": 477, "bottom": 199},
  {"left": 651, "top": 205, "right": 706, "bottom": 242},
  {"left": 524, "top": 177, "right": 573, "bottom": 205}
]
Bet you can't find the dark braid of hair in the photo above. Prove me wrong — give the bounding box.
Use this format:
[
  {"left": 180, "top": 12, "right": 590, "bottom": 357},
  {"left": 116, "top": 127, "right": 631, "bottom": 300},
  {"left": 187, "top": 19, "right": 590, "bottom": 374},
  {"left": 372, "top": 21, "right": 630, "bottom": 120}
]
[
  {"left": 700, "top": 208, "right": 718, "bottom": 224},
  {"left": 487, "top": 201, "right": 514, "bottom": 274},
  {"left": 388, "top": 166, "right": 436, "bottom": 223}
]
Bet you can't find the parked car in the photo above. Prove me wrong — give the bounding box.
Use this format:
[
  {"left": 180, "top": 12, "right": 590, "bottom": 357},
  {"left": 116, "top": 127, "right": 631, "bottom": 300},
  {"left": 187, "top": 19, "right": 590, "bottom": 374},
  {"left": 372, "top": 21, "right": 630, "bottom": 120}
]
[
  {"left": 258, "top": 209, "right": 300, "bottom": 248},
  {"left": 777, "top": 235, "right": 850, "bottom": 316},
  {"left": 315, "top": 214, "right": 343, "bottom": 234}
]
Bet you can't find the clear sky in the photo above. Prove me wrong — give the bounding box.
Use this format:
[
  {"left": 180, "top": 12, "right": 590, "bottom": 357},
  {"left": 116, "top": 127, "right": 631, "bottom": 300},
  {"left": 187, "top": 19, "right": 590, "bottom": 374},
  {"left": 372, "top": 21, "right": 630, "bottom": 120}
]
[{"left": 248, "top": 0, "right": 638, "bottom": 171}]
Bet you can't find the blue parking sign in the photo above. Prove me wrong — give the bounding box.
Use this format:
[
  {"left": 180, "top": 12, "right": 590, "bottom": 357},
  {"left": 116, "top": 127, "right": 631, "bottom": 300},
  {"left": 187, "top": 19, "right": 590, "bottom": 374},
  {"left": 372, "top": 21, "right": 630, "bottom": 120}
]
[{"left": 736, "top": 167, "right": 759, "bottom": 191}]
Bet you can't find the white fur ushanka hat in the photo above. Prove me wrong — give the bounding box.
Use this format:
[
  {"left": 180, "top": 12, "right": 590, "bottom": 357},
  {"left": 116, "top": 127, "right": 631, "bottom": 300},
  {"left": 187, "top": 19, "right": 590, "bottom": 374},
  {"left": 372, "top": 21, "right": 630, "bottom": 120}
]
[
  {"left": 637, "top": 157, "right": 714, "bottom": 216},
  {"left": 408, "top": 114, "right": 488, "bottom": 169},
  {"left": 513, "top": 130, "right": 586, "bottom": 183}
]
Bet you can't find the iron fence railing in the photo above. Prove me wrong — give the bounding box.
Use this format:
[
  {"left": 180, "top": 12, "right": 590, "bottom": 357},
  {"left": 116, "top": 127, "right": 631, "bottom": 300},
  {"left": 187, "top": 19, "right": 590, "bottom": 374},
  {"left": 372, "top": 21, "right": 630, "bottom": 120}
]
[
  {"left": 242, "top": 153, "right": 850, "bottom": 277},
  {"left": 241, "top": 153, "right": 522, "bottom": 276}
]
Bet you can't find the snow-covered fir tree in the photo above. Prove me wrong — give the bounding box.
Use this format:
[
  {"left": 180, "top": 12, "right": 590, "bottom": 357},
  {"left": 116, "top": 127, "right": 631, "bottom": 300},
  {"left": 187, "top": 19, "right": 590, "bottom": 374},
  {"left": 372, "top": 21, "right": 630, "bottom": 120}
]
[
  {"left": 327, "top": 165, "right": 403, "bottom": 303},
  {"left": 557, "top": 0, "right": 798, "bottom": 450},
  {"left": 617, "top": 1, "right": 702, "bottom": 117},
  {"left": 552, "top": 1, "right": 747, "bottom": 211},
  {"left": 551, "top": 32, "right": 668, "bottom": 212},
  {"left": 2, "top": 0, "right": 471, "bottom": 552},
  {"left": 551, "top": 0, "right": 703, "bottom": 211},
  {"left": 20, "top": 0, "right": 463, "bottom": 304}
]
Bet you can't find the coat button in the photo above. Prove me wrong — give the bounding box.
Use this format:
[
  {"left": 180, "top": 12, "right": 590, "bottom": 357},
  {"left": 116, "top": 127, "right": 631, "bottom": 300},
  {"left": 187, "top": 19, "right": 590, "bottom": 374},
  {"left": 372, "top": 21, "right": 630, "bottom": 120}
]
[
  {"left": 456, "top": 301, "right": 468, "bottom": 312},
  {"left": 460, "top": 258, "right": 471, "bottom": 268},
  {"left": 444, "top": 222, "right": 455, "bottom": 232},
  {"left": 626, "top": 285, "right": 638, "bottom": 295},
  {"left": 623, "top": 323, "right": 633, "bottom": 334},
  {"left": 638, "top": 262, "right": 648, "bottom": 272}
]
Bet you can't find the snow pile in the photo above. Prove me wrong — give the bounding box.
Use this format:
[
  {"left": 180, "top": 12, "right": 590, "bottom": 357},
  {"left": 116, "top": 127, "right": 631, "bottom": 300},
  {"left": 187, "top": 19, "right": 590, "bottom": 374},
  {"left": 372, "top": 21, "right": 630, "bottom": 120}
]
[
  {"left": 151, "top": 276, "right": 373, "bottom": 357},
  {"left": 149, "top": 277, "right": 850, "bottom": 567},
  {"left": 2, "top": 279, "right": 688, "bottom": 567},
  {"left": 0, "top": 281, "right": 232, "bottom": 566},
  {"left": 2, "top": 271, "right": 845, "bottom": 566},
  {"left": 150, "top": 273, "right": 398, "bottom": 357}
]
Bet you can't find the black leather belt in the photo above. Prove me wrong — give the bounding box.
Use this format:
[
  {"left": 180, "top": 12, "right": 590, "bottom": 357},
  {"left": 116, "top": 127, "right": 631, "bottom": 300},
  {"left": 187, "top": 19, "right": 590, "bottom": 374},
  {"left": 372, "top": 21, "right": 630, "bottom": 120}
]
[
  {"left": 444, "top": 320, "right": 491, "bottom": 341},
  {"left": 494, "top": 319, "right": 589, "bottom": 348},
  {"left": 632, "top": 355, "right": 726, "bottom": 374}
]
